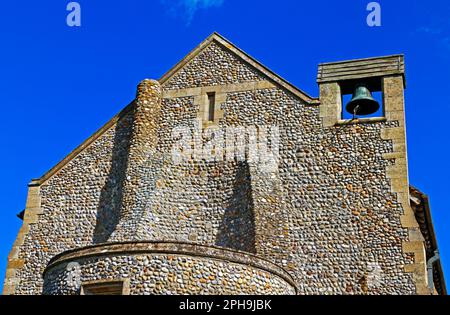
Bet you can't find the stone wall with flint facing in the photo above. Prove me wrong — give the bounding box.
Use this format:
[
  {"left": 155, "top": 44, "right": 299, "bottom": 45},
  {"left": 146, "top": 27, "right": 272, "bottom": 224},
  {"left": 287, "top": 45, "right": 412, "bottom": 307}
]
[{"left": 3, "top": 34, "right": 432, "bottom": 295}]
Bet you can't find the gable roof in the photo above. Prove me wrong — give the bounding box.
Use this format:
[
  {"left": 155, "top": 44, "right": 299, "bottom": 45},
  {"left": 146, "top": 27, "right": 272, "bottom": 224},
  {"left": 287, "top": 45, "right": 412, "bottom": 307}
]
[
  {"left": 32, "top": 32, "right": 318, "bottom": 186},
  {"left": 31, "top": 102, "right": 134, "bottom": 186},
  {"left": 160, "top": 32, "right": 317, "bottom": 104}
]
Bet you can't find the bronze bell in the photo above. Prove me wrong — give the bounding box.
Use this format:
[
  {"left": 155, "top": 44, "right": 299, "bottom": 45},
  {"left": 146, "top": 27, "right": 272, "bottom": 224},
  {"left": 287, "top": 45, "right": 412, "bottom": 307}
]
[{"left": 346, "top": 84, "right": 380, "bottom": 116}]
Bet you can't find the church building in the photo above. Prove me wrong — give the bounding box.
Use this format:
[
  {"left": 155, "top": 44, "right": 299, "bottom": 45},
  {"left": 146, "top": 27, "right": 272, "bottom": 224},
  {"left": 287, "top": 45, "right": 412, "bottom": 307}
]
[{"left": 3, "top": 33, "right": 446, "bottom": 295}]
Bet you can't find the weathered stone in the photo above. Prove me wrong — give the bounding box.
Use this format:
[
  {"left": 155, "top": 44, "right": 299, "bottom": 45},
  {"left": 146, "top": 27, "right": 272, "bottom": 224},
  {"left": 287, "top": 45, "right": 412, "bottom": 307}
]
[{"left": 3, "top": 33, "right": 436, "bottom": 296}]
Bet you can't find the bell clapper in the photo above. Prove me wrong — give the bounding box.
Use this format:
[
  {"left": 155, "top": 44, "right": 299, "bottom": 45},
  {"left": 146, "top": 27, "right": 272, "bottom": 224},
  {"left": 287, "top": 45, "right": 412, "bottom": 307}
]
[{"left": 352, "top": 105, "right": 361, "bottom": 120}]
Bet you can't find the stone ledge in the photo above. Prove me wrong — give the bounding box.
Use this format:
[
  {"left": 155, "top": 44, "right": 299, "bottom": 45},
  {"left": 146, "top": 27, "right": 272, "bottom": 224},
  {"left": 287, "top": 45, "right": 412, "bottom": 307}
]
[
  {"left": 162, "top": 80, "right": 277, "bottom": 99},
  {"left": 335, "top": 117, "right": 387, "bottom": 125},
  {"left": 43, "top": 241, "right": 298, "bottom": 292}
]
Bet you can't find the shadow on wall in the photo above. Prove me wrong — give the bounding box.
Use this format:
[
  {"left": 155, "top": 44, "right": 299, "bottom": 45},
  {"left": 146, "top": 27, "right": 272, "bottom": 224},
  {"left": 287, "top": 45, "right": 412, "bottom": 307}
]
[
  {"left": 91, "top": 111, "right": 258, "bottom": 252},
  {"left": 92, "top": 106, "right": 135, "bottom": 244},
  {"left": 215, "top": 161, "right": 256, "bottom": 254}
]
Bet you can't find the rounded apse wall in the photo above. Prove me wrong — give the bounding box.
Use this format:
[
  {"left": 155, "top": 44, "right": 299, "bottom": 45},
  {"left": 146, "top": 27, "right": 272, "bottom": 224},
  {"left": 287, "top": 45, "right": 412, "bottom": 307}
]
[{"left": 43, "top": 241, "right": 297, "bottom": 295}]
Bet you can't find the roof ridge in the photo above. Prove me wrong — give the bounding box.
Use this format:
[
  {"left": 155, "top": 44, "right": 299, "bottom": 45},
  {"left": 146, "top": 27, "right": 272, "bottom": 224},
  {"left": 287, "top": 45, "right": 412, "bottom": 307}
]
[
  {"left": 34, "top": 33, "right": 319, "bottom": 185},
  {"left": 159, "top": 32, "right": 317, "bottom": 103}
]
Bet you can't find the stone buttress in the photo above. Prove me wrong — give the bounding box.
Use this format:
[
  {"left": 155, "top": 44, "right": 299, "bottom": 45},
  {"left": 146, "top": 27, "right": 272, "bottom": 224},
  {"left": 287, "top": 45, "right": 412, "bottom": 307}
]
[{"left": 108, "top": 79, "right": 162, "bottom": 241}]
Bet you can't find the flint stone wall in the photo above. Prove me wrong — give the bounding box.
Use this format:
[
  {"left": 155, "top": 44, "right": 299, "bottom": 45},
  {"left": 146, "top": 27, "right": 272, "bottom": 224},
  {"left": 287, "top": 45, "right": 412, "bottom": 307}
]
[
  {"left": 42, "top": 242, "right": 296, "bottom": 295},
  {"left": 8, "top": 40, "right": 416, "bottom": 295}
]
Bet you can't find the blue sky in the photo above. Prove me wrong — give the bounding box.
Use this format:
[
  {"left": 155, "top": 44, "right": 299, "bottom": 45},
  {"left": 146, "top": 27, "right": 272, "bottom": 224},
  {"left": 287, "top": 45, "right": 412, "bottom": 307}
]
[{"left": 1, "top": 0, "right": 449, "bottom": 291}]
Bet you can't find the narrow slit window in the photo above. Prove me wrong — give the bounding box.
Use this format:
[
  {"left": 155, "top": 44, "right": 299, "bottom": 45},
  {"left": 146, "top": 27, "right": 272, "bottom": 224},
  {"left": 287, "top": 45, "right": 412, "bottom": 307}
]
[
  {"left": 81, "top": 281, "right": 125, "bottom": 295},
  {"left": 207, "top": 92, "right": 216, "bottom": 122}
]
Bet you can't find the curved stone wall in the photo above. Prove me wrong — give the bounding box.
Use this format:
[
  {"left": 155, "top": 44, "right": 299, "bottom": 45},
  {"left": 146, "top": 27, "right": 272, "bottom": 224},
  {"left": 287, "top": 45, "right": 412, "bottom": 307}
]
[{"left": 43, "top": 242, "right": 296, "bottom": 295}]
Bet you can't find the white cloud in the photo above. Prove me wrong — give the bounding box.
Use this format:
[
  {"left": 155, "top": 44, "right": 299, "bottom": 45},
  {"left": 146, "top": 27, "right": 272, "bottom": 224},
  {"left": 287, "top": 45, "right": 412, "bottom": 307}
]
[
  {"left": 415, "top": 4, "right": 450, "bottom": 50},
  {"left": 417, "top": 27, "right": 440, "bottom": 35},
  {"left": 417, "top": 26, "right": 450, "bottom": 50},
  {"left": 161, "top": 0, "right": 224, "bottom": 25}
]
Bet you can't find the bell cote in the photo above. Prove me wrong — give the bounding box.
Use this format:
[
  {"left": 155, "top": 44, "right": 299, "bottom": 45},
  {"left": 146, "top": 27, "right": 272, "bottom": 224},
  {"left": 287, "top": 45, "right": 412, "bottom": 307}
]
[{"left": 317, "top": 55, "right": 406, "bottom": 127}]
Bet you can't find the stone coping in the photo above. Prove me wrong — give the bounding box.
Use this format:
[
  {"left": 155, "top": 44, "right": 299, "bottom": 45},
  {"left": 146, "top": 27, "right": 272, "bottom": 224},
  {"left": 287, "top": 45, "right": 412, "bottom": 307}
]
[
  {"left": 43, "top": 241, "right": 298, "bottom": 292},
  {"left": 159, "top": 32, "right": 316, "bottom": 104}
]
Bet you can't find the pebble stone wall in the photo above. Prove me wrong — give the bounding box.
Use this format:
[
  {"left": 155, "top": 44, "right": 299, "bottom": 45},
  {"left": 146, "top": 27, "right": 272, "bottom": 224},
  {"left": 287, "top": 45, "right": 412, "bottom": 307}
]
[
  {"left": 163, "top": 42, "right": 264, "bottom": 90},
  {"left": 42, "top": 243, "right": 296, "bottom": 295},
  {"left": 6, "top": 38, "right": 417, "bottom": 295}
]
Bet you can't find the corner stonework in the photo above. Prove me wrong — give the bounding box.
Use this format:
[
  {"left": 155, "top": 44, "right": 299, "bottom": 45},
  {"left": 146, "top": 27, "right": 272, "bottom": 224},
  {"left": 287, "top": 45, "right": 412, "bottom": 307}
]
[
  {"left": 319, "top": 82, "right": 342, "bottom": 127},
  {"left": 381, "top": 75, "right": 430, "bottom": 295},
  {"left": 3, "top": 181, "right": 42, "bottom": 295}
]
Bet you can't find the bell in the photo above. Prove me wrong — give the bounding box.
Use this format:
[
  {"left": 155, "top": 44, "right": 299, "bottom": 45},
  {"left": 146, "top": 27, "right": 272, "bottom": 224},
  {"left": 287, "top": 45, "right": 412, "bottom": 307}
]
[{"left": 345, "top": 84, "right": 380, "bottom": 116}]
